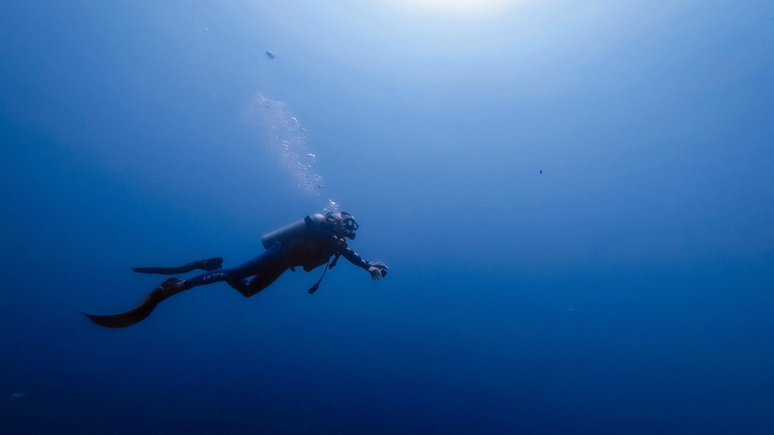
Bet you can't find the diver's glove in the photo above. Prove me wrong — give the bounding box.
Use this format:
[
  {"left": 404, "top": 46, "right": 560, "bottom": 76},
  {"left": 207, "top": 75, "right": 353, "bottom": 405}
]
[{"left": 367, "top": 261, "right": 389, "bottom": 280}]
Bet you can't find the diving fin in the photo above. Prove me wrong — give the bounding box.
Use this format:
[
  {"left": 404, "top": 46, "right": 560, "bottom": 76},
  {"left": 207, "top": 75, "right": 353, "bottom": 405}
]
[
  {"left": 195, "top": 257, "right": 224, "bottom": 271},
  {"left": 83, "top": 278, "right": 181, "bottom": 329},
  {"left": 132, "top": 257, "right": 223, "bottom": 274}
]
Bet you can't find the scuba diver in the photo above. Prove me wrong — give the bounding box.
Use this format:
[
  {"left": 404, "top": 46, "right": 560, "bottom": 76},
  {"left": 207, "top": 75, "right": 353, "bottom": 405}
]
[{"left": 84, "top": 212, "right": 388, "bottom": 328}]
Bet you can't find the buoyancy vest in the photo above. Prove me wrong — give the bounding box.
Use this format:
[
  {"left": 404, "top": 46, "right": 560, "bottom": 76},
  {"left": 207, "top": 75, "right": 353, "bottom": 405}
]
[{"left": 261, "top": 214, "right": 345, "bottom": 272}]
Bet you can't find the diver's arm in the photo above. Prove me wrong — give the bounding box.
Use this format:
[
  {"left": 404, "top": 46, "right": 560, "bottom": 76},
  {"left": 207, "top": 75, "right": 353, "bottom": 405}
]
[
  {"left": 340, "top": 247, "right": 369, "bottom": 270},
  {"left": 341, "top": 247, "right": 388, "bottom": 281}
]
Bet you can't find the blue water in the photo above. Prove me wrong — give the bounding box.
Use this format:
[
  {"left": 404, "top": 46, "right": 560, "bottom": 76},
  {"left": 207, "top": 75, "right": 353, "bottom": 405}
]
[{"left": 2, "top": 0, "right": 773, "bottom": 433}]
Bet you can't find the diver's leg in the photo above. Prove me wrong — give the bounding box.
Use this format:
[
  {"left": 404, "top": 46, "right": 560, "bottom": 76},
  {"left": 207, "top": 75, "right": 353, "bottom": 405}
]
[
  {"left": 182, "top": 244, "right": 287, "bottom": 297},
  {"left": 85, "top": 261, "right": 261, "bottom": 329},
  {"left": 235, "top": 264, "right": 287, "bottom": 297},
  {"left": 85, "top": 257, "right": 255, "bottom": 328},
  {"left": 132, "top": 257, "right": 224, "bottom": 274},
  {"left": 223, "top": 266, "right": 285, "bottom": 297},
  {"left": 84, "top": 248, "right": 284, "bottom": 328},
  {"left": 84, "top": 261, "right": 245, "bottom": 328},
  {"left": 225, "top": 278, "right": 251, "bottom": 294},
  {"left": 224, "top": 245, "right": 289, "bottom": 297}
]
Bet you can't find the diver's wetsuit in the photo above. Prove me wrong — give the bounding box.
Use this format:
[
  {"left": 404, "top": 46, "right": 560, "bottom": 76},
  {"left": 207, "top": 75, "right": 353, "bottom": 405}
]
[
  {"left": 83, "top": 215, "right": 384, "bottom": 329},
  {"left": 181, "top": 227, "right": 371, "bottom": 297}
]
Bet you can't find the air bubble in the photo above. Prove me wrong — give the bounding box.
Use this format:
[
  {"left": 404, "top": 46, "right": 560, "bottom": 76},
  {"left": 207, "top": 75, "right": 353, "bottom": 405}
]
[{"left": 243, "top": 93, "right": 324, "bottom": 196}]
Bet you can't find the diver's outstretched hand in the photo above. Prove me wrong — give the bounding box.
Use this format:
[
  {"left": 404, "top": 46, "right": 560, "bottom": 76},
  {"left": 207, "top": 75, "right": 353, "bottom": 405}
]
[{"left": 368, "top": 261, "right": 389, "bottom": 281}]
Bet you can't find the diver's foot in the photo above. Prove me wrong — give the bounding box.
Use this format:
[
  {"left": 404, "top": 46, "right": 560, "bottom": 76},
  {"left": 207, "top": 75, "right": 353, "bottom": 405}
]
[
  {"left": 151, "top": 277, "right": 185, "bottom": 299},
  {"left": 194, "top": 257, "right": 223, "bottom": 271}
]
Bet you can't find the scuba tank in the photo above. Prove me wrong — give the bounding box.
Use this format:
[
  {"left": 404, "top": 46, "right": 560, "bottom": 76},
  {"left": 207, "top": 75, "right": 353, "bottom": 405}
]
[{"left": 261, "top": 214, "right": 327, "bottom": 249}]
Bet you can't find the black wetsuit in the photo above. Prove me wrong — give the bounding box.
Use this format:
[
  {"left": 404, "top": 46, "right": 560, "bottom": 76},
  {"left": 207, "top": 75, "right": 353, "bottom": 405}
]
[
  {"left": 183, "top": 227, "right": 371, "bottom": 297},
  {"left": 82, "top": 220, "right": 384, "bottom": 329}
]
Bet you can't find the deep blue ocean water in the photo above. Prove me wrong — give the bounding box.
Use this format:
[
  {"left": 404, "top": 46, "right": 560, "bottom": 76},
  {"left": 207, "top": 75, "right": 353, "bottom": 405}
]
[{"left": 2, "top": 0, "right": 773, "bottom": 433}]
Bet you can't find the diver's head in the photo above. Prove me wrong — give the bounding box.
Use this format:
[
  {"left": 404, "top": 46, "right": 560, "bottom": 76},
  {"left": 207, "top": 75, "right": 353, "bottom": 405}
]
[{"left": 325, "top": 211, "right": 359, "bottom": 240}]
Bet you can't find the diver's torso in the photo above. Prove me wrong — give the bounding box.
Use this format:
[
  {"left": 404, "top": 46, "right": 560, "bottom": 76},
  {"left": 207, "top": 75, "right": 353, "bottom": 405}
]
[{"left": 283, "top": 227, "right": 345, "bottom": 272}]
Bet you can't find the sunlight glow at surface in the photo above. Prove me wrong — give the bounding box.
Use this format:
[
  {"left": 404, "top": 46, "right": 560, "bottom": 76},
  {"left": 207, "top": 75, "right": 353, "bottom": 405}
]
[{"left": 393, "top": 0, "right": 516, "bottom": 14}]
